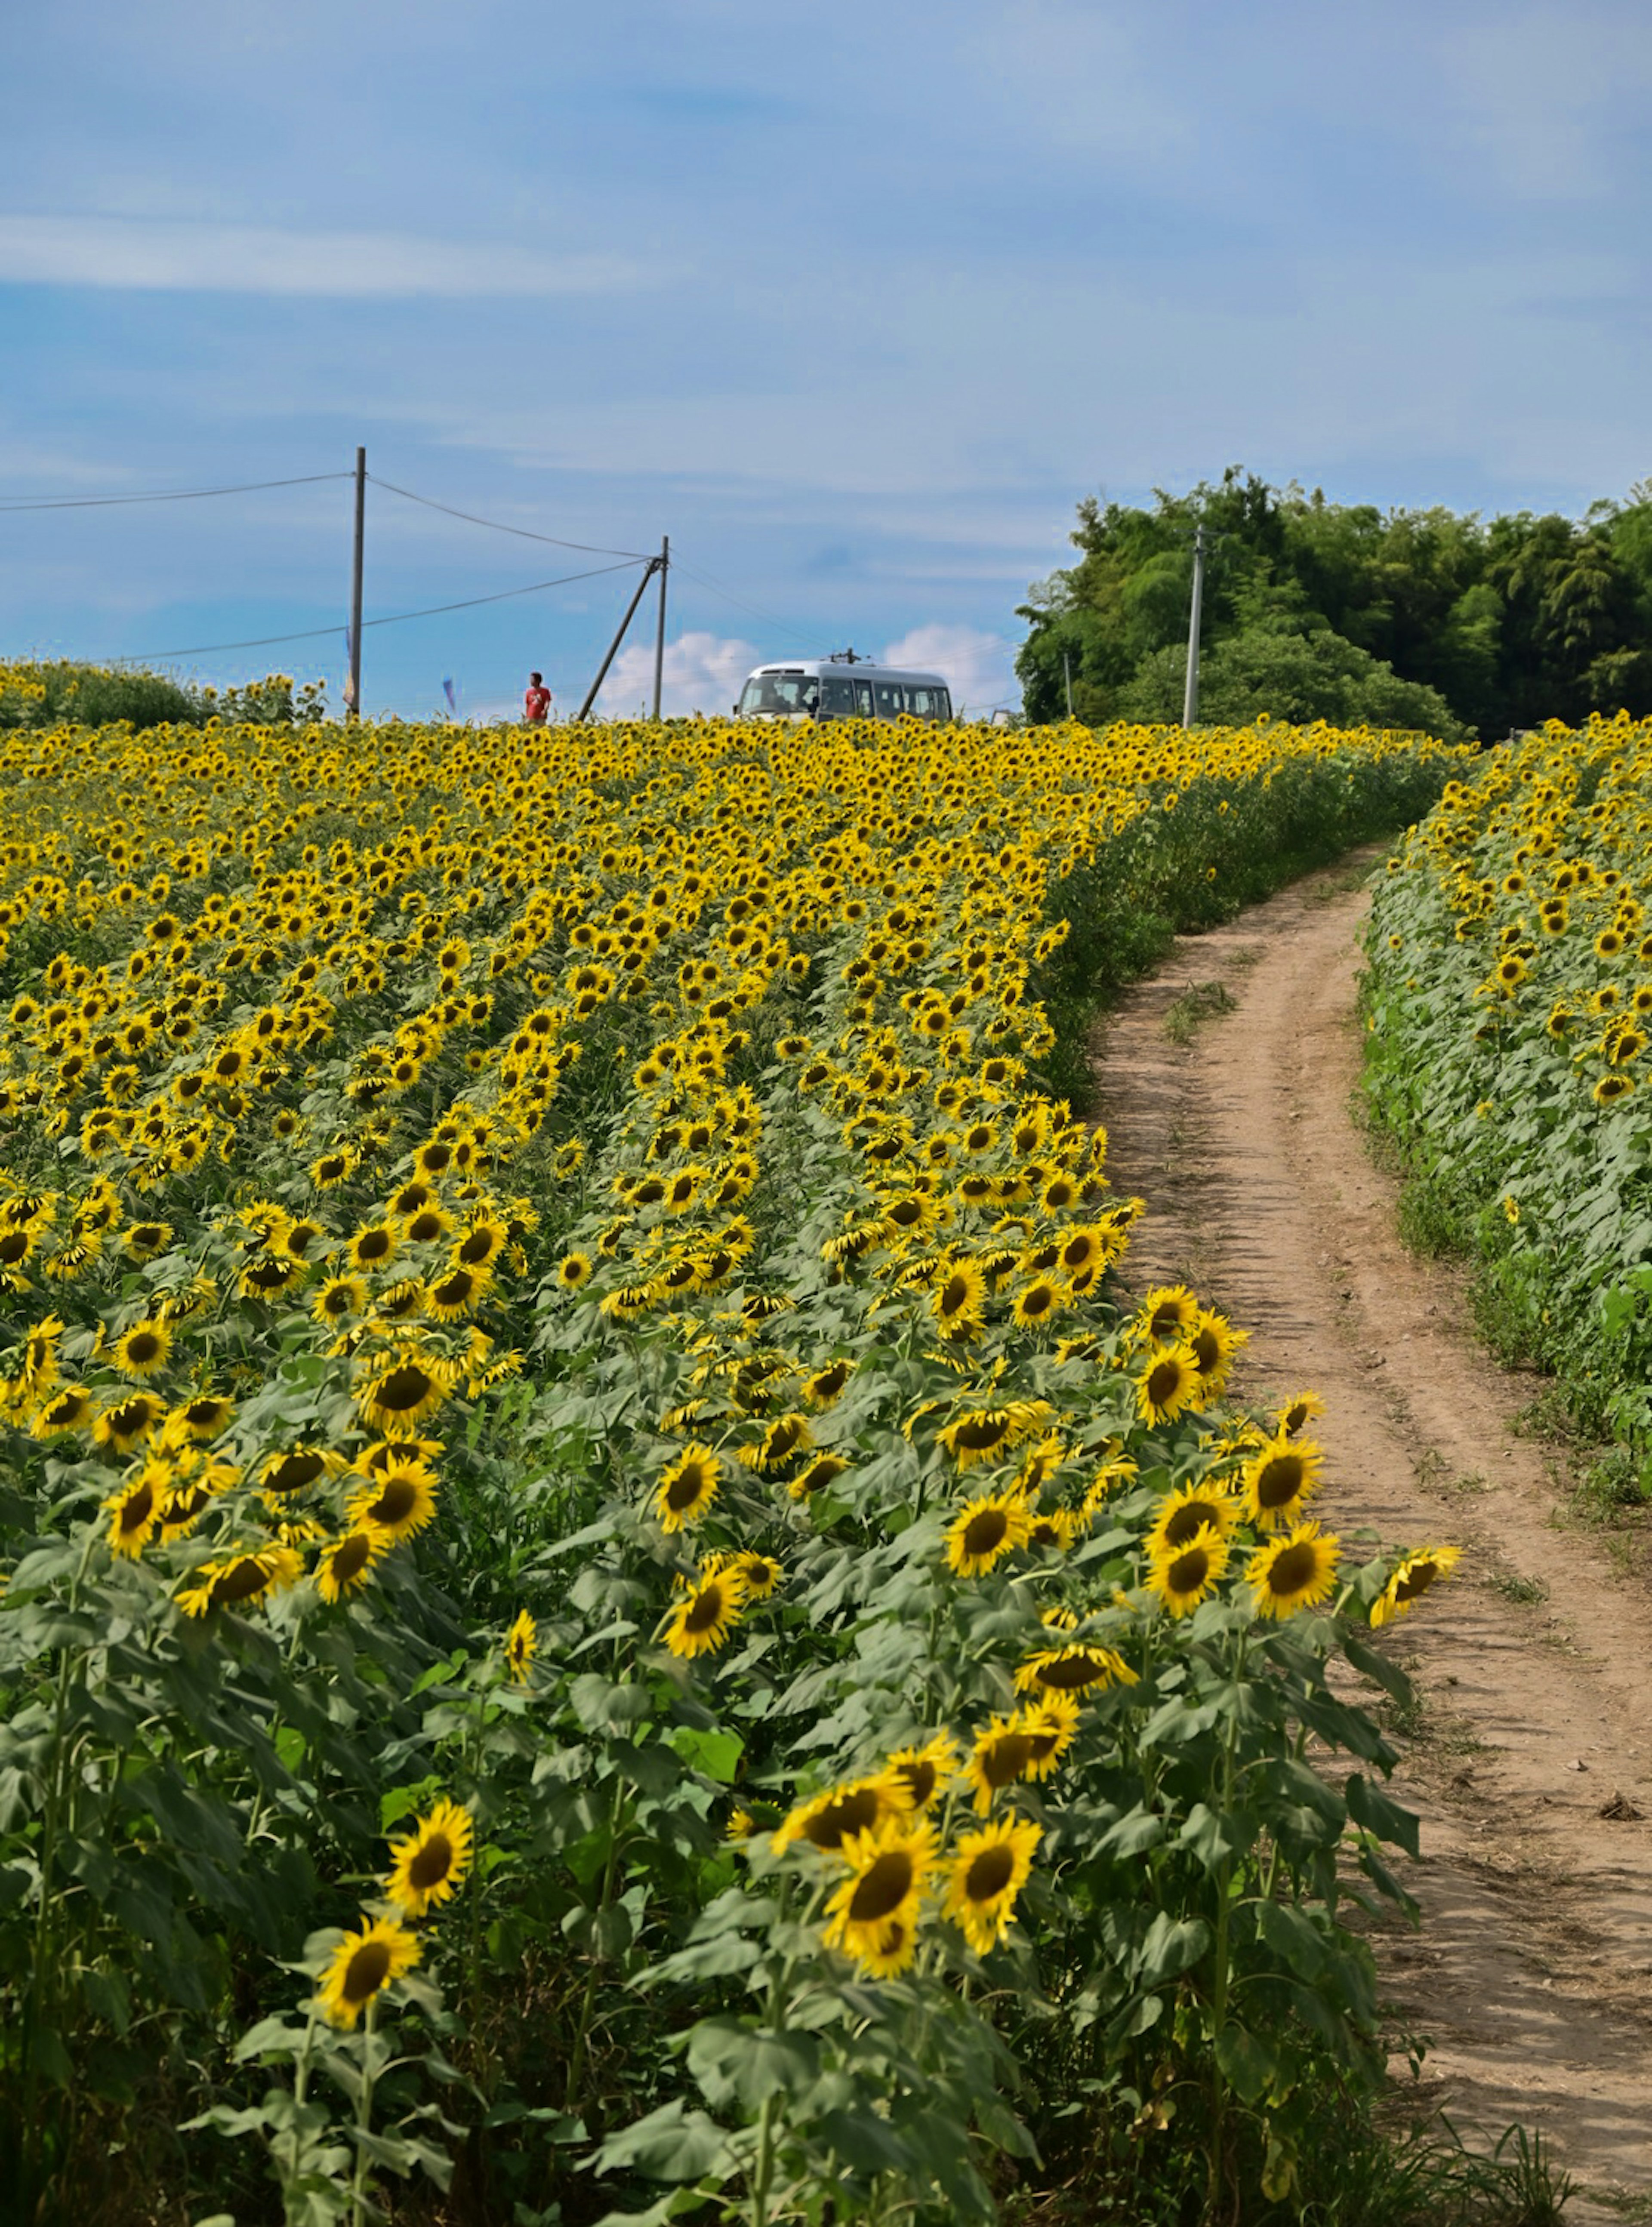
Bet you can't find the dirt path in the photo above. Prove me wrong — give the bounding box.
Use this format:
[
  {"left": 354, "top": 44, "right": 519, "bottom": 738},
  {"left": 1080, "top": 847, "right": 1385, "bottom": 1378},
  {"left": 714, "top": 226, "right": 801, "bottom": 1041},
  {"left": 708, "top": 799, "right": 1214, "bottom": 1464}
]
[{"left": 1091, "top": 850, "right": 1652, "bottom": 2222}]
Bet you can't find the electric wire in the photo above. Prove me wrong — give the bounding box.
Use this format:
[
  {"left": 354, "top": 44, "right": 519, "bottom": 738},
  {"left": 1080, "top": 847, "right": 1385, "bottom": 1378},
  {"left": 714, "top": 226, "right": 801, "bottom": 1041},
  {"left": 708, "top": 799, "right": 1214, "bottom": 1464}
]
[
  {"left": 119, "top": 557, "right": 647, "bottom": 664},
  {"left": 668, "top": 552, "right": 839, "bottom": 657},
  {"left": 0, "top": 471, "right": 351, "bottom": 514},
  {"left": 367, "top": 474, "right": 650, "bottom": 561}
]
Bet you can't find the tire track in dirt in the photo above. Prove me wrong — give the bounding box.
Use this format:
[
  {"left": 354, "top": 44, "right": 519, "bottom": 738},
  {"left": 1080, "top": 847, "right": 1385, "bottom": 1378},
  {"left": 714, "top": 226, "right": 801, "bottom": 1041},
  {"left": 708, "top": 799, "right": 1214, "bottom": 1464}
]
[{"left": 1090, "top": 850, "right": 1652, "bottom": 2221}]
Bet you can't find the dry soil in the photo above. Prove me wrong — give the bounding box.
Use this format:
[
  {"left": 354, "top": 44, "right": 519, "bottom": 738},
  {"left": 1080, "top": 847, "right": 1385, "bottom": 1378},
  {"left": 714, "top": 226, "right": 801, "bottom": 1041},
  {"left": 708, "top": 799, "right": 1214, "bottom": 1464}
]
[{"left": 1089, "top": 848, "right": 1652, "bottom": 2223}]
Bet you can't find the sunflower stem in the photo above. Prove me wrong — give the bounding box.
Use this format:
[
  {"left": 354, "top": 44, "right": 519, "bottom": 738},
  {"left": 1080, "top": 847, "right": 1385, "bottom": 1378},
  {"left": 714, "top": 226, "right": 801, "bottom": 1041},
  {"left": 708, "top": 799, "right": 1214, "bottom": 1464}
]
[
  {"left": 564, "top": 1768, "right": 628, "bottom": 2111},
  {"left": 1205, "top": 1621, "right": 1248, "bottom": 2227},
  {"left": 351, "top": 1996, "right": 381, "bottom": 2227}
]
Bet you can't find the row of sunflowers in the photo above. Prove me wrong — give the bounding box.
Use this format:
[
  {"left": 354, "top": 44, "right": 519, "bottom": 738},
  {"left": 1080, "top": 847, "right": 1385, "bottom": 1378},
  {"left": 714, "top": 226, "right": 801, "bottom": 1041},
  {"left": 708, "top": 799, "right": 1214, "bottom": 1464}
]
[
  {"left": 0, "top": 694, "right": 1463, "bottom": 2225},
  {"left": 1364, "top": 712, "right": 1652, "bottom": 1466}
]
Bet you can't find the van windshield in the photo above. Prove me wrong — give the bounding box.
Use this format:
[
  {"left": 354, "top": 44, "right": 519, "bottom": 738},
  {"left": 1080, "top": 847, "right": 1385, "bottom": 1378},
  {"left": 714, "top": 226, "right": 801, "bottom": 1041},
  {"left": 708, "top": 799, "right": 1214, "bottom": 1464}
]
[{"left": 739, "top": 673, "right": 817, "bottom": 716}]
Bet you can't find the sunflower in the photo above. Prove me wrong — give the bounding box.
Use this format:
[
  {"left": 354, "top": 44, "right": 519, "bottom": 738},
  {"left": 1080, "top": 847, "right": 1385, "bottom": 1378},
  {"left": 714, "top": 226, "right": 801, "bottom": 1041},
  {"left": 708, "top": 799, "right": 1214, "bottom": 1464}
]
[
  {"left": 1144, "top": 1482, "right": 1239, "bottom": 1559},
  {"left": 316, "top": 1914, "right": 420, "bottom": 2029},
  {"left": 944, "top": 1816, "right": 1041, "bottom": 1954},
  {"left": 930, "top": 1259, "right": 986, "bottom": 1332},
  {"left": 801, "top": 1358, "right": 853, "bottom": 1407},
  {"left": 261, "top": 1446, "right": 339, "bottom": 1495},
  {"left": 727, "top": 1550, "right": 783, "bottom": 1599},
  {"left": 240, "top": 1253, "right": 304, "bottom": 1301},
  {"left": 105, "top": 1469, "right": 162, "bottom": 1559},
  {"left": 1020, "top": 1692, "right": 1080, "bottom": 1780},
  {"left": 945, "top": 1491, "right": 1032, "bottom": 1577},
  {"left": 1246, "top": 1521, "right": 1341, "bottom": 1620},
  {"left": 662, "top": 1565, "right": 747, "bottom": 1659},
  {"left": 426, "top": 1265, "right": 487, "bottom": 1322},
  {"left": 886, "top": 1736, "right": 958, "bottom": 1812},
  {"left": 348, "top": 1459, "right": 439, "bottom": 1543},
  {"left": 1189, "top": 1308, "right": 1245, "bottom": 1388},
  {"left": 505, "top": 1607, "right": 538, "bottom": 1684},
  {"left": 347, "top": 1223, "right": 398, "bottom": 1272},
  {"left": 113, "top": 1318, "right": 172, "bottom": 1378},
  {"left": 315, "top": 1528, "right": 387, "bottom": 1603},
  {"left": 965, "top": 1713, "right": 1040, "bottom": 1814},
  {"left": 1136, "top": 1345, "right": 1203, "bottom": 1426},
  {"left": 312, "top": 1273, "right": 368, "bottom": 1326},
  {"left": 787, "top": 1452, "right": 849, "bottom": 1501},
  {"left": 653, "top": 1444, "right": 721, "bottom": 1532},
  {"left": 176, "top": 1544, "right": 305, "bottom": 1618},
  {"left": 1594, "top": 1073, "right": 1636, "bottom": 1106},
  {"left": 93, "top": 1393, "right": 165, "bottom": 1454},
  {"left": 173, "top": 1392, "right": 234, "bottom": 1441},
  {"left": 24, "top": 1373, "right": 90, "bottom": 1435},
  {"left": 1242, "top": 1436, "right": 1323, "bottom": 1530},
  {"left": 354, "top": 1349, "right": 457, "bottom": 1429},
  {"left": 772, "top": 1774, "right": 893, "bottom": 1856},
  {"left": 939, "top": 1400, "right": 1053, "bottom": 1469},
  {"left": 1147, "top": 1523, "right": 1230, "bottom": 1616},
  {"left": 822, "top": 1817, "right": 934, "bottom": 1975},
  {"left": 123, "top": 1221, "right": 174, "bottom": 1261},
  {"left": 1370, "top": 1543, "right": 1461, "bottom": 1628},
  {"left": 740, "top": 1413, "right": 812, "bottom": 1472},
  {"left": 558, "top": 1252, "right": 594, "bottom": 1291},
  {"left": 1012, "top": 1277, "right": 1066, "bottom": 1328},
  {"left": 1274, "top": 1392, "right": 1325, "bottom": 1439},
  {"left": 1013, "top": 1643, "right": 1136, "bottom": 1695},
  {"left": 1140, "top": 1285, "right": 1199, "bottom": 1346},
  {"left": 385, "top": 1797, "right": 475, "bottom": 1918}
]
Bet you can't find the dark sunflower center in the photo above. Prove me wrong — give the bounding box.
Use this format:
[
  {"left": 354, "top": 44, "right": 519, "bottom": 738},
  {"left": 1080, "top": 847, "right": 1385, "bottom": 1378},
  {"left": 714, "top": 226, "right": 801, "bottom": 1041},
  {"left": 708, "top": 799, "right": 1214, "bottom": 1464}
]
[
  {"left": 767, "top": 1421, "right": 801, "bottom": 1459},
  {"left": 1168, "top": 1546, "right": 1211, "bottom": 1592},
  {"left": 118, "top": 1482, "right": 156, "bottom": 1533},
  {"left": 432, "top": 1272, "right": 473, "bottom": 1307},
  {"left": 1164, "top": 1503, "right": 1219, "bottom": 1547},
  {"left": 848, "top": 1851, "right": 916, "bottom": 1924},
  {"left": 966, "top": 1845, "right": 1016, "bottom": 1901},
  {"left": 962, "top": 1509, "right": 1009, "bottom": 1557},
  {"left": 807, "top": 1789, "right": 880, "bottom": 1848},
  {"left": 268, "top": 1453, "right": 325, "bottom": 1492},
  {"left": 376, "top": 1366, "right": 434, "bottom": 1411},
  {"left": 1266, "top": 1543, "right": 1317, "bottom": 1596},
  {"left": 981, "top": 1734, "right": 1036, "bottom": 1788},
  {"left": 213, "top": 1558, "right": 272, "bottom": 1603},
  {"left": 940, "top": 1277, "right": 971, "bottom": 1315},
  {"left": 957, "top": 1417, "right": 1008, "bottom": 1452},
  {"left": 1021, "top": 1287, "right": 1054, "bottom": 1317},
  {"left": 1255, "top": 1456, "right": 1304, "bottom": 1507},
  {"left": 342, "top": 1941, "right": 392, "bottom": 2003},
  {"left": 407, "top": 1833, "right": 454, "bottom": 1890},
  {"left": 683, "top": 1583, "right": 727, "bottom": 1634},
  {"left": 333, "top": 1535, "right": 373, "bottom": 1582},
  {"left": 665, "top": 1466, "right": 709, "bottom": 1511},
  {"left": 1146, "top": 1359, "right": 1184, "bottom": 1405},
  {"left": 1038, "top": 1651, "right": 1106, "bottom": 1690},
  {"left": 897, "top": 1761, "right": 937, "bottom": 1806},
  {"left": 370, "top": 1477, "right": 419, "bottom": 1525},
  {"left": 357, "top": 1230, "right": 391, "bottom": 1262},
  {"left": 1394, "top": 1562, "right": 1438, "bottom": 1603}
]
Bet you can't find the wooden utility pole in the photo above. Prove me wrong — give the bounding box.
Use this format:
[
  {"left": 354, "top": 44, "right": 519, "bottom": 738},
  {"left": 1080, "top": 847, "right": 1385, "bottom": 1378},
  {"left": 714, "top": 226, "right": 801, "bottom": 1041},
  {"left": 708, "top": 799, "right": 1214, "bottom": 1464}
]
[
  {"left": 347, "top": 446, "right": 365, "bottom": 720},
  {"left": 1182, "top": 523, "right": 1205, "bottom": 730},
  {"left": 651, "top": 536, "right": 669, "bottom": 721},
  {"left": 577, "top": 554, "right": 663, "bottom": 721}
]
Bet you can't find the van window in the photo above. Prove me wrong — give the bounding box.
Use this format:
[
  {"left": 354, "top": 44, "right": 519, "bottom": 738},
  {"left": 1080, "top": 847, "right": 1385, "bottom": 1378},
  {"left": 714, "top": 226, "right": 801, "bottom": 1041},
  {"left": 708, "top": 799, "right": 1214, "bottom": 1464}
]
[
  {"left": 820, "top": 675, "right": 857, "bottom": 718},
  {"left": 854, "top": 680, "right": 875, "bottom": 716},
  {"left": 873, "top": 681, "right": 904, "bottom": 719},
  {"left": 908, "top": 685, "right": 945, "bottom": 720},
  {"left": 739, "top": 672, "right": 813, "bottom": 717}
]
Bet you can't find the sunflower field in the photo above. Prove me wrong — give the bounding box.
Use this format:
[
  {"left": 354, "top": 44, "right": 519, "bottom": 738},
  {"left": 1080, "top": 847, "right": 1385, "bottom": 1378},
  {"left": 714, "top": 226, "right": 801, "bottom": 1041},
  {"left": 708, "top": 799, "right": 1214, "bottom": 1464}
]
[
  {"left": 1365, "top": 712, "right": 1652, "bottom": 1473},
  {"left": 0, "top": 692, "right": 1466, "bottom": 2226}
]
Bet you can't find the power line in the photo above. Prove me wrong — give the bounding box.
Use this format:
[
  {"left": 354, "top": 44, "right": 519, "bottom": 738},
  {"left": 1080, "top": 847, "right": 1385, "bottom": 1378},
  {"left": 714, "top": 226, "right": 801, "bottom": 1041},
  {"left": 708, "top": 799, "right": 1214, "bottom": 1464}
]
[
  {"left": 367, "top": 474, "right": 650, "bottom": 561},
  {"left": 0, "top": 471, "right": 351, "bottom": 514},
  {"left": 668, "top": 551, "right": 838, "bottom": 657},
  {"left": 119, "top": 557, "right": 647, "bottom": 664}
]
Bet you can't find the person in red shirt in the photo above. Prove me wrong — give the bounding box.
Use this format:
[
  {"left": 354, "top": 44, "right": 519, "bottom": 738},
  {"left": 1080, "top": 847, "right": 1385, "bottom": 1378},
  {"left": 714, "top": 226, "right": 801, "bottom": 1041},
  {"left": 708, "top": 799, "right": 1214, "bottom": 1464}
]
[{"left": 524, "top": 672, "right": 552, "bottom": 724}]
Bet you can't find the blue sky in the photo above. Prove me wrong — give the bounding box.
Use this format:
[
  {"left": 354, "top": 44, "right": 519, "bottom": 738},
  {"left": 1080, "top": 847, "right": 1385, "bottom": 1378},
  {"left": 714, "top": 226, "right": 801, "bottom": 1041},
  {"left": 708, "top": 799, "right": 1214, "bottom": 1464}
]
[{"left": 4, "top": 0, "right": 1650, "bottom": 719}]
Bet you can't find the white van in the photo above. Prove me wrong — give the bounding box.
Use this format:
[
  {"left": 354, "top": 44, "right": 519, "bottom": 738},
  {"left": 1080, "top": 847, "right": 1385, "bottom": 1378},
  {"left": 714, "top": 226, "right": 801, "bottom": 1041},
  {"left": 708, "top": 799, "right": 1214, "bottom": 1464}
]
[{"left": 735, "top": 656, "right": 952, "bottom": 724}]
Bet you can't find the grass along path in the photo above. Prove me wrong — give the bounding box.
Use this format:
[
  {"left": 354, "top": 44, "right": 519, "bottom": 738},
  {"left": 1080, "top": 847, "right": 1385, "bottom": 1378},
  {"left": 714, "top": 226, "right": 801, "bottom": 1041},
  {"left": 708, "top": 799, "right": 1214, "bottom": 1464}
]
[{"left": 1088, "top": 846, "right": 1652, "bottom": 2224}]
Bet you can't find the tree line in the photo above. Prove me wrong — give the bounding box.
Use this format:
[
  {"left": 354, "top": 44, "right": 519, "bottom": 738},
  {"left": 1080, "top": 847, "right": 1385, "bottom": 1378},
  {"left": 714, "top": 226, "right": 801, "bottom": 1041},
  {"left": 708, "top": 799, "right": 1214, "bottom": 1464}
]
[{"left": 1015, "top": 467, "right": 1652, "bottom": 740}]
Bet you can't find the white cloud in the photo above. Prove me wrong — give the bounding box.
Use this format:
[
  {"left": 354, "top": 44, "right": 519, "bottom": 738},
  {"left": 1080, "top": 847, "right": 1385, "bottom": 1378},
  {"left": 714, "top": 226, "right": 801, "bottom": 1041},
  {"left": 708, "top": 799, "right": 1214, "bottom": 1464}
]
[
  {"left": 881, "top": 624, "right": 1018, "bottom": 716},
  {"left": 596, "top": 629, "right": 757, "bottom": 718},
  {"left": 0, "top": 214, "right": 651, "bottom": 297}
]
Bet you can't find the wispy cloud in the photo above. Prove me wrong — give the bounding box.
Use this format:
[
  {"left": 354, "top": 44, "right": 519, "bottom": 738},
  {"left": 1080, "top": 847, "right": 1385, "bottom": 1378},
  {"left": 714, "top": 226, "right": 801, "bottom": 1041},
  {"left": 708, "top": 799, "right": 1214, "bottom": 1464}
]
[
  {"left": 597, "top": 630, "right": 757, "bottom": 718},
  {"left": 0, "top": 215, "right": 653, "bottom": 297},
  {"left": 881, "top": 625, "right": 1018, "bottom": 715}
]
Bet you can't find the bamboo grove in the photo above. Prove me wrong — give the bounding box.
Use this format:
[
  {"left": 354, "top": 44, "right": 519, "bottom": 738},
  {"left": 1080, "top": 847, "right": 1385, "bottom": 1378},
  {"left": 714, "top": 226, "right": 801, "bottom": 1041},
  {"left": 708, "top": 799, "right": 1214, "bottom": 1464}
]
[{"left": 0, "top": 693, "right": 1465, "bottom": 2224}]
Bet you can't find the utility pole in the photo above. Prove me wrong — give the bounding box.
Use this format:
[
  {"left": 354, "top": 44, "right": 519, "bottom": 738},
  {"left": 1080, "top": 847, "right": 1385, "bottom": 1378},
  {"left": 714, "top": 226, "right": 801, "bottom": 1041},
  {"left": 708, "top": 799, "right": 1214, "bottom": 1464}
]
[
  {"left": 1063, "top": 648, "right": 1074, "bottom": 720},
  {"left": 577, "top": 554, "right": 663, "bottom": 721},
  {"left": 651, "top": 535, "right": 669, "bottom": 721},
  {"left": 1182, "top": 523, "right": 1205, "bottom": 730},
  {"left": 347, "top": 445, "right": 365, "bottom": 721}
]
